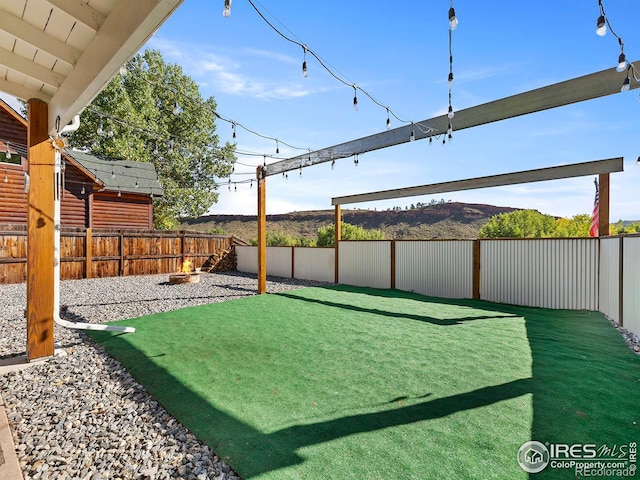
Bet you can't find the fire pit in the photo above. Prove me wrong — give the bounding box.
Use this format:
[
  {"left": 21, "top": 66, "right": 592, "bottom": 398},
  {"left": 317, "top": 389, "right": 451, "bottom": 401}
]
[
  {"left": 169, "top": 258, "right": 200, "bottom": 284},
  {"left": 168, "top": 272, "right": 200, "bottom": 284}
]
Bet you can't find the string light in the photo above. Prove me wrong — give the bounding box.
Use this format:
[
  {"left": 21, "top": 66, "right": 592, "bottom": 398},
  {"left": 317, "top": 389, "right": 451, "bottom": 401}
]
[
  {"left": 81, "top": 184, "right": 85, "bottom": 195},
  {"left": 621, "top": 71, "right": 631, "bottom": 92},
  {"left": 223, "top": 0, "right": 231, "bottom": 17},
  {"left": 275, "top": 140, "right": 279, "bottom": 154},
  {"left": 410, "top": 123, "right": 415, "bottom": 142},
  {"left": 135, "top": 178, "right": 139, "bottom": 188},
  {"left": 331, "top": 158, "right": 335, "bottom": 170},
  {"left": 596, "top": 1, "right": 607, "bottom": 36},
  {"left": 448, "top": 1, "right": 458, "bottom": 30},
  {"left": 386, "top": 109, "right": 391, "bottom": 130},
  {"left": 97, "top": 122, "right": 104, "bottom": 136},
  {"left": 119, "top": 65, "right": 128, "bottom": 78},
  {"left": 302, "top": 45, "right": 308, "bottom": 77},
  {"left": 447, "top": 2, "right": 456, "bottom": 139},
  {"left": 353, "top": 85, "right": 358, "bottom": 111},
  {"left": 117, "top": 189, "right": 121, "bottom": 197},
  {"left": 3, "top": 169, "right": 7, "bottom": 183},
  {"left": 173, "top": 102, "right": 181, "bottom": 115}
]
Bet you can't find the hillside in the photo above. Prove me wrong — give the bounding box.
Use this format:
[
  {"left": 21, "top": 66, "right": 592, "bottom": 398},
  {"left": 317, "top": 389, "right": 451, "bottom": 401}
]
[{"left": 180, "top": 202, "right": 517, "bottom": 242}]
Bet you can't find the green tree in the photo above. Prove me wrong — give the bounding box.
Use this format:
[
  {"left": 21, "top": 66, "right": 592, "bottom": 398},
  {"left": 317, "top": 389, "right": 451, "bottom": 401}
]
[
  {"left": 553, "top": 214, "right": 591, "bottom": 237},
  {"left": 66, "top": 49, "right": 235, "bottom": 229},
  {"left": 611, "top": 220, "right": 640, "bottom": 235},
  {"left": 478, "top": 210, "right": 557, "bottom": 238},
  {"left": 316, "top": 222, "right": 385, "bottom": 247}
]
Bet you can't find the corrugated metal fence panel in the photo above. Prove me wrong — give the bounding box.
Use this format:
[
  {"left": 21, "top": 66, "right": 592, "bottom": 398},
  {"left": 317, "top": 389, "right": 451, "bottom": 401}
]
[
  {"left": 294, "top": 247, "right": 335, "bottom": 283},
  {"left": 599, "top": 238, "right": 620, "bottom": 324},
  {"left": 623, "top": 237, "right": 640, "bottom": 337},
  {"left": 339, "top": 241, "right": 391, "bottom": 289},
  {"left": 481, "top": 239, "right": 598, "bottom": 310},
  {"left": 236, "top": 246, "right": 257, "bottom": 273},
  {"left": 396, "top": 241, "right": 473, "bottom": 298},
  {"left": 267, "top": 247, "right": 293, "bottom": 278}
]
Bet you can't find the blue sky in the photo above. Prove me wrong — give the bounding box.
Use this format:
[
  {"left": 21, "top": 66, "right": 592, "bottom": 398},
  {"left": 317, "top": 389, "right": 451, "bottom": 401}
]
[{"left": 3, "top": 1, "right": 639, "bottom": 219}]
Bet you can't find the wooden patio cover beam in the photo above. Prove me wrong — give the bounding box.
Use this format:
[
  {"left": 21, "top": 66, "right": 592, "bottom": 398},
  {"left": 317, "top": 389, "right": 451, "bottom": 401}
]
[
  {"left": 264, "top": 62, "right": 638, "bottom": 177},
  {"left": 331, "top": 157, "right": 623, "bottom": 205}
]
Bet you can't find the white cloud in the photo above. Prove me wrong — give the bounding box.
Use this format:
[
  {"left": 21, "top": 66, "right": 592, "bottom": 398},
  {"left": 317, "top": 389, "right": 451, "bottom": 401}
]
[{"left": 146, "top": 36, "right": 316, "bottom": 100}]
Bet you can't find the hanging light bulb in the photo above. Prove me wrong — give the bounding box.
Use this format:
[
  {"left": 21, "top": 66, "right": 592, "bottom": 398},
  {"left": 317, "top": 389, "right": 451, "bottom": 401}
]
[
  {"left": 5, "top": 149, "right": 11, "bottom": 160},
  {"left": 596, "top": 14, "right": 606, "bottom": 36},
  {"left": 3, "top": 169, "right": 7, "bottom": 183},
  {"left": 234, "top": 183, "right": 237, "bottom": 191},
  {"left": 223, "top": 0, "right": 232, "bottom": 17},
  {"left": 448, "top": 6, "right": 458, "bottom": 30},
  {"left": 621, "top": 75, "right": 631, "bottom": 92},
  {"left": 410, "top": 124, "right": 415, "bottom": 142},
  {"left": 173, "top": 102, "right": 180, "bottom": 115},
  {"left": 119, "top": 65, "right": 128, "bottom": 78},
  {"left": 135, "top": 178, "right": 139, "bottom": 188},
  {"left": 263, "top": 156, "right": 266, "bottom": 167},
  {"left": 111, "top": 168, "right": 115, "bottom": 178},
  {"left": 232, "top": 122, "right": 237, "bottom": 140},
  {"left": 386, "top": 108, "right": 391, "bottom": 130},
  {"left": 331, "top": 158, "right": 336, "bottom": 170},
  {"left": 448, "top": 72, "right": 454, "bottom": 88},
  {"left": 250, "top": 180, "right": 253, "bottom": 188},
  {"left": 117, "top": 189, "right": 121, "bottom": 197},
  {"left": 107, "top": 125, "right": 114, "bottom": 137},
  {"left": 302, "top": 45, "right": 308, "bottom": 77},
  {"left": 81, "top": 184, "right": 85, "bottom": 195},
  {"left": 97, "top": 122, "right": 104, "bottom": 136},
  {"left": 167, "top": 141, "right": 174, "bottom": 154},
  {"left": 429, "top": 137, "right": 433, "bottom": 146},
  {"left": 275, "top": 140, "right": 279, "bottom": 154},
  {"left": 353, "top": 85, "right": 358, "bottom": 111},
  {"left": 299, "top": 165, "right": 303, "bottom": 176},
  {"left": 448, "top": 105, "right": 455, "bottom": 119},
  {"left": 617, "top": 52, "right": 627, "bottom": 72}
]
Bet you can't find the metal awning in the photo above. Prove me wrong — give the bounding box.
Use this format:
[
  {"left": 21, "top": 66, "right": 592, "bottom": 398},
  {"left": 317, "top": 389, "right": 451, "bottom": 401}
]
[{"left": 0, "top": 0, "right": 183, "bottom": 134}]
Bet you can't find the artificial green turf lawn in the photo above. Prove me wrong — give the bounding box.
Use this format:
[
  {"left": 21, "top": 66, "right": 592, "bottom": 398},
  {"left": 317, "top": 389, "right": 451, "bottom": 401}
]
[{"left": 88, "top": 285, "right": 640, "bottom": 480}]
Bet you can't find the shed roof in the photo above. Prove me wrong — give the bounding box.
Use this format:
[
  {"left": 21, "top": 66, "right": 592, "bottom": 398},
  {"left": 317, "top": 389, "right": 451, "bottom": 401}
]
[{"left": 65, "top": 149, "right": 163, "bottom": 197}]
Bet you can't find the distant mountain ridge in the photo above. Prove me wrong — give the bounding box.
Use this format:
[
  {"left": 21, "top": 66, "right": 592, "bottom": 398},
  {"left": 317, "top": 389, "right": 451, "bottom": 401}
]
[{"left": 180, "top": 202, "right": 518, "bottom": 242}]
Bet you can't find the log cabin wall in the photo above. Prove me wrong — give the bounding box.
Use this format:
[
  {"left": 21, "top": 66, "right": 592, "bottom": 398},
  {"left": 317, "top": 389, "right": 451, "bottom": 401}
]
[
  {"left": 93, "top": 192, "right": 152, "bottom": 229},
  {"left": 0, "top": 161, "right": 27, "bottom": 224}
]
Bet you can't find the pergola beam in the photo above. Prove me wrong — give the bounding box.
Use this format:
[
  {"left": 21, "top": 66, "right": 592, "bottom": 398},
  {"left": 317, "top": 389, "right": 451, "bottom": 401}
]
[
  {"left": 47, "top": 0, "right": 106, "bottom": 32},
  {"left": 264, "top": 63, "right": 638, "bottom": 177},
  {"left": 331, "top": 157, "right": 623, "bottom": 205}
]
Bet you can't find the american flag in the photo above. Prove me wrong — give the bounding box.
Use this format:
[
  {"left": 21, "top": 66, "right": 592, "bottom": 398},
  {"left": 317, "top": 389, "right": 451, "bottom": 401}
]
[{"left": 589, "top": 178, "right": 599, "bottom": 237}]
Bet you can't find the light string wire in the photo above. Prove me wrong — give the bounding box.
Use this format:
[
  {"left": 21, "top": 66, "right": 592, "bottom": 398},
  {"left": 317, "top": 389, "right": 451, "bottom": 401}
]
[
  {"left": 597, "top": 0, "right": 639, "bottom": 88},
  {"left": 244, "top": 0, "right": 436, "bottom": 135}
]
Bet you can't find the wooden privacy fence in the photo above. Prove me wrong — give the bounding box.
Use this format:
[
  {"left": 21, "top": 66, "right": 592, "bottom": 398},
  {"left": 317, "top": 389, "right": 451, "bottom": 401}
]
[{"left": 0, "top": 224, "right": 245, "bottom": 284}]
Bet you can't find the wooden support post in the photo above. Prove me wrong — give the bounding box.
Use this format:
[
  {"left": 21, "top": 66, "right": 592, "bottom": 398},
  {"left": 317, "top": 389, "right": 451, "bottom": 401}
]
[
  {"left": 85, "top": 227, "right": 92, "bottom": 279},
  {"left": 291, "top": 246, "right": 295, "bottom": 279},
  {"left": 618, "top": 237, "right": 624, "bottom": 327},
  {"left": 598, "top": 173, "right": 610, "bottom": 236},
  {"left": 390, "top": 240, "right": 396, "bottom": 290},
  {"left": 257, "top": 166, "right": 266, "bottom": 294},
  {"left": 26, "top": 99, "right": 55, "bottom": 361},
  {"left": 472, "top": 239, "right": 481, "bottom": 299},
  {"left": 119, "top": 230, "right": 124, "bottom": 276},
  {"left": 334, "top": 204, "right": 341, "bottom": 284}
]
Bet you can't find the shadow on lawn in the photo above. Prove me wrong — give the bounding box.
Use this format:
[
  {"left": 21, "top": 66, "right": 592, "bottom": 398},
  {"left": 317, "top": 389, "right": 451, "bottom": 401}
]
[
  {"left": 89, "top": 287, "right": 640, "bottom": 479},
  {"left": 276, "top": 288, "right": 520, "bottom": 326}
]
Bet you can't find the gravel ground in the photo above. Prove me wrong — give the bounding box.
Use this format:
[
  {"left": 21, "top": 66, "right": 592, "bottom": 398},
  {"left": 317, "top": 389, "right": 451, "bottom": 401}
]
[{"left": 0, "top": 271, "right": 328, "bottom": 480}]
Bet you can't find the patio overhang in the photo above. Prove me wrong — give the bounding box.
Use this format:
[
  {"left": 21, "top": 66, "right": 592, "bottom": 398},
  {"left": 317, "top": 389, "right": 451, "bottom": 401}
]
[{"left": 0, "top": 0, "right": 183, "bottom": 135}]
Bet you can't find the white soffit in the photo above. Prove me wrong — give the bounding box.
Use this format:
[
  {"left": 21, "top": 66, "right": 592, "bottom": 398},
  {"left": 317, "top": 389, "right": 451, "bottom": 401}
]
[{"left": 0, "top": 0, "right": 184, "bottom": 134}]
